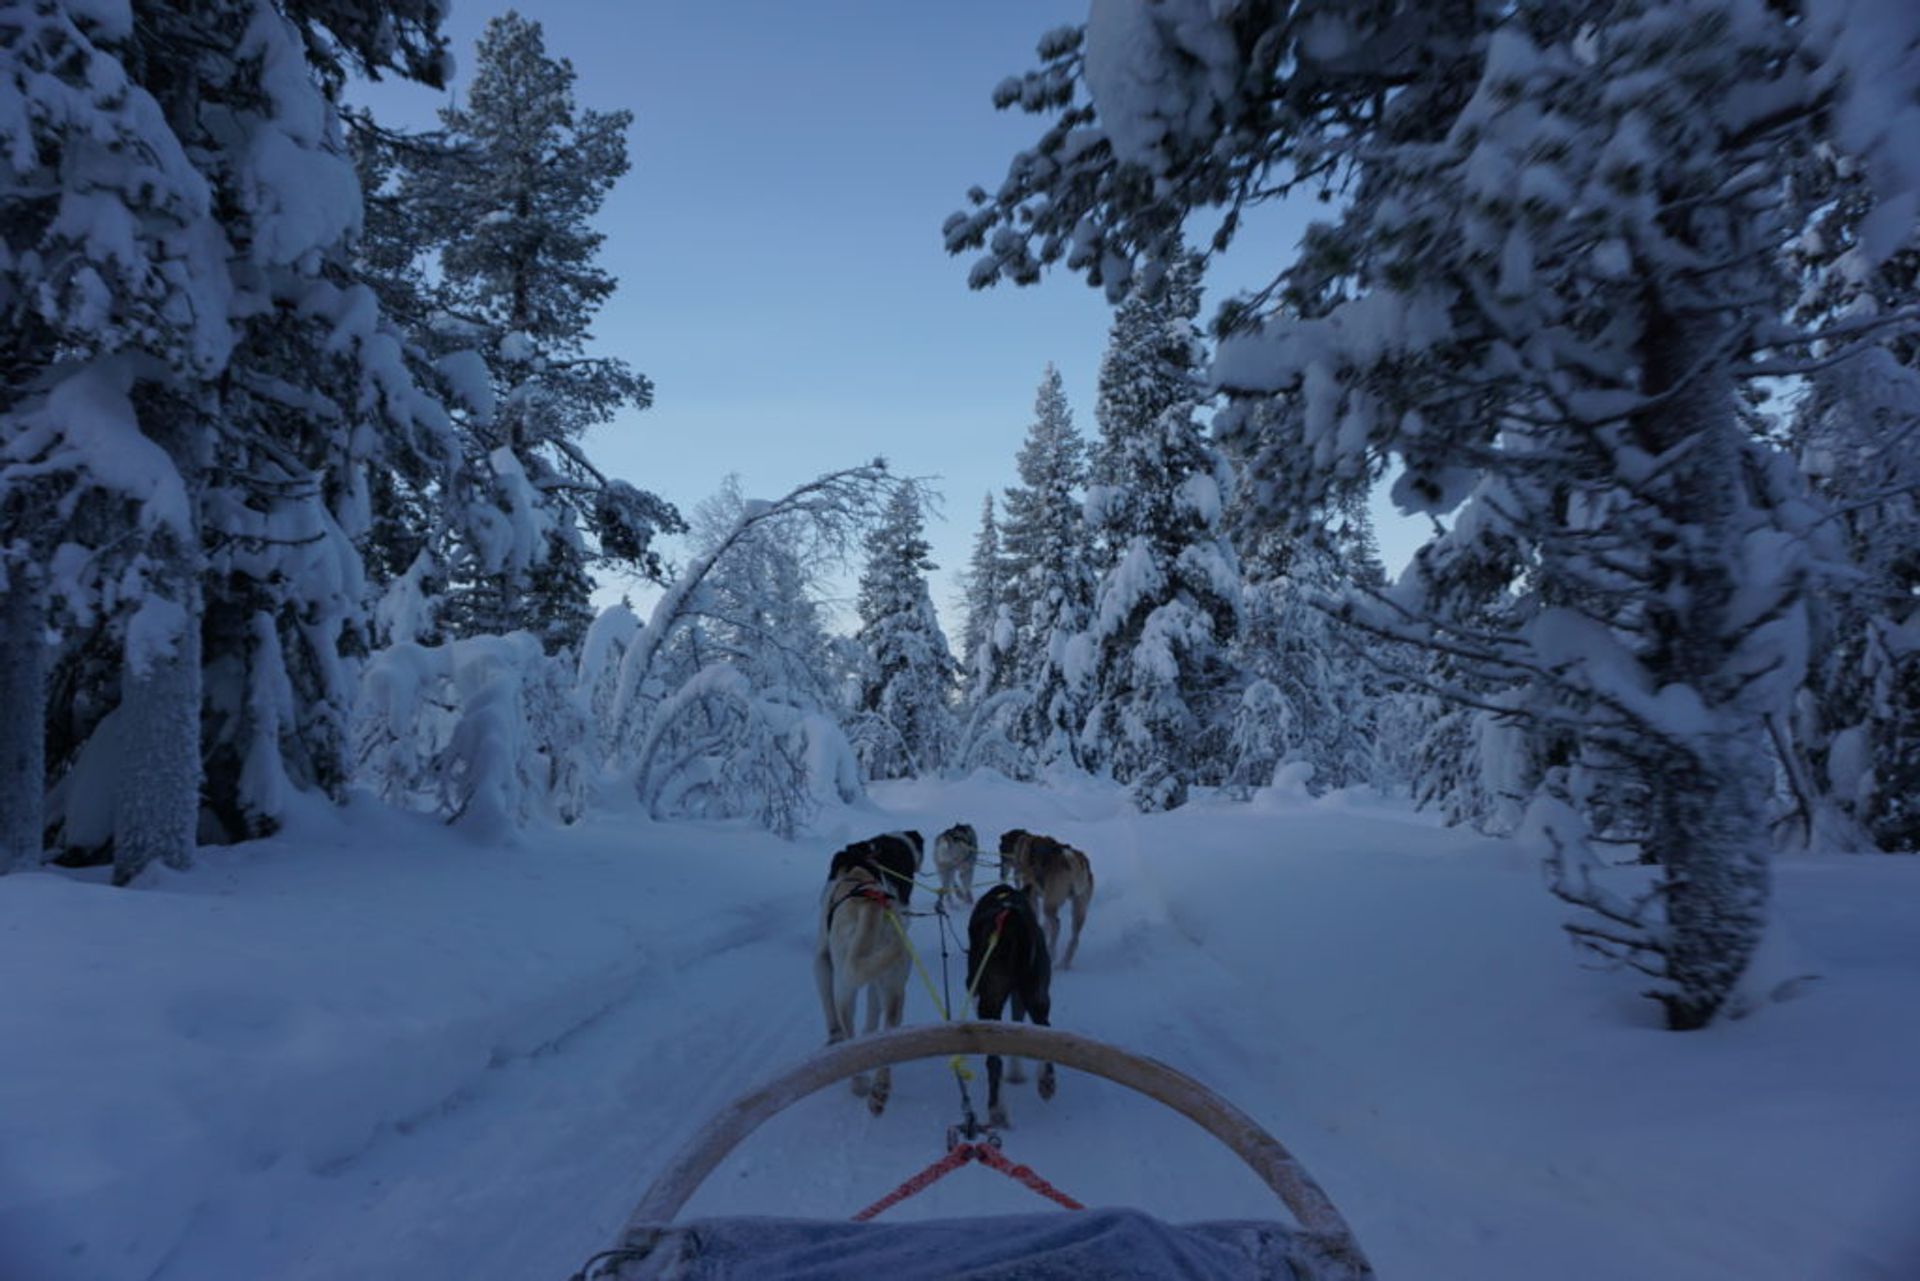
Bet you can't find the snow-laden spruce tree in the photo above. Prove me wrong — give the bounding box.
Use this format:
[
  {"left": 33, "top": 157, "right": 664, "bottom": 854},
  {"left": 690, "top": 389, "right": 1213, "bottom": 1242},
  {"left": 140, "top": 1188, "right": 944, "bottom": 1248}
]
[
  {"left": 345, "top": 110, "right": 502, "bottom": 629},
  {"left": 0, "top": 0, "right": 212, "bottom": 872},
  {"left": 1078, "top": 255, "right": 1238, "bottom": 808},
  {"left": 1228, "top": 510, "right": 1389, "bottom": 799},
  {"left": 399, "top": 11, "right": 679, "bottom": 652},
  {"left": 956, "top": 494, "right": 1006, "bottom": 700},
  {"left": 1775, "top": 150, "right": 1920, "bottom": 853},
  {"left": 850, "top": 483, "right": 958, "bottom": 780},
  {"left": 952, "top": 492, "right": 1028, "bottom": 776},
  {"left": 155, "top": 0, "right": 455, "bottom": 856},
  {"left": 999, "top": 365, "right": 1095, "bottom": 770},
  {"left": 2, "top": 0, "right": 451, "bottom": 878},
  {"left": 948, "top": 1, "right": 1920, "bottom": 1028}
]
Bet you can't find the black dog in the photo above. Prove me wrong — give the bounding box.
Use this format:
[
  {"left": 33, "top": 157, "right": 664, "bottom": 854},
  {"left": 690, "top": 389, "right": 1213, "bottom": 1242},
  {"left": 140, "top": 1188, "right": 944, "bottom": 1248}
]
[
  {"left": 827, "top": 830, "right": 924, "bottom": 905},
  {"left": 967, "top": 883, "right": 1056, "bottom": 1128}
]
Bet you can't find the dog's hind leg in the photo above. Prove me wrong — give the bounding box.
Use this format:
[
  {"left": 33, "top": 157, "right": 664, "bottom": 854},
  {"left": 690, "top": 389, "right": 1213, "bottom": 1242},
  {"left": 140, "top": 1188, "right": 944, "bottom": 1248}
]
[
  {"left": 836, "top": 973, "right": 869, "bottom": 1097},
  {"left": 868, "top": 976, "right": 907, "bottom": 1117},
  {"left": 1005, "top": 991, "right": 1029, "bottom": 1083},
  {"left": 976, "top": 983, "right": 1011, "bottom": 1128},
  {"left": 1060, "top": 891, "right": 1088, "bottom": 970},
  {"left": 814, "top": 947, "right": 843, "bottom": 1043},
  {"left": 1028, "top": 987, "right": 1057, "bottom": 1101}
]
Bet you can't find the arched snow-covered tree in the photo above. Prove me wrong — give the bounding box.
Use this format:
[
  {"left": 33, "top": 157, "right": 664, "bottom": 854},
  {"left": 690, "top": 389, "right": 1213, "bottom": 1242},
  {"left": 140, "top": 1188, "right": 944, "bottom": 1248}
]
[{"left": 681, "top": 475, "right": 839, "bottom": 714}]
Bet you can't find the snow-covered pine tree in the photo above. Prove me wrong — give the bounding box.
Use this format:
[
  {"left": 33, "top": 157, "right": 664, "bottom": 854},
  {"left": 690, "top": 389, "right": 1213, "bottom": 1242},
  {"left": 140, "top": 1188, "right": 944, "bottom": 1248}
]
[
  {"left": 402, "top": 11, "right": 678, "bottom": 652},
  {"left": 3, "top": 0, "right": 451, "bottom": 877},
  {"left": 1078, "top": 255, "right": 1238, "bottom": 808},
  {"left": 1228, "top": 509, "right": 1387, "bottom": 800},
  {"left": 0, "top": 0, "right": 212, "bottom": 871},
  {"left": 957, "top": 494, "right": 1006, "bottom": 699},
  {"left": 164, "top": 0, "right": 456, "bottom": 852},
  {"left": 1778, "top": 151, "right": 1920, "bottom": 853},
  {"left": 851, "top": 483, "right": 958, "bottom": 780},
  {"left": 951, "top": 494, "right": 1028, "bottom": 775},
  {"left": 949, "top": 2, "right": 1920, "bottom": 1027},
  {"left": 998, "top": 365, "right": 1095, "bottom": 770},
  {"left": 344, "top": 110, "right": 478, "bottom": 623}
]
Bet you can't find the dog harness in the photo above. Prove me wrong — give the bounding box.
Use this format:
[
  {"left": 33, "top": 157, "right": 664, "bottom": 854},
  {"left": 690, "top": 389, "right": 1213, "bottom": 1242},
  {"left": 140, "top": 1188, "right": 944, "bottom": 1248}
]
[{"left": 824, "top": 878, "right": 895, "bottom": 934}]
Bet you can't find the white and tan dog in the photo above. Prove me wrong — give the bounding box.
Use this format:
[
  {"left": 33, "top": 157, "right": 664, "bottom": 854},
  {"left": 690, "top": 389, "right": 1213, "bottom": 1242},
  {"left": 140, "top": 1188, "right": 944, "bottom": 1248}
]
[
  {"left": 997, "top": 829, "right": 1094, "bottom": 970},
  {"left": 932, "top": 822, "right": 980, "bottom": 904},
  {"left": 814, "top": 864, "right": 912, "bottom": 1115}
]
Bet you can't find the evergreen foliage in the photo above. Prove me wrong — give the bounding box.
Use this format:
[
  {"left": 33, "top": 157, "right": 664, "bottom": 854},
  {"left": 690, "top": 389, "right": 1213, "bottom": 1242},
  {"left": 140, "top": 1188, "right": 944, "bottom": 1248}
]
[
  {"left": 998, "top": 365, "right": 1095, "bottom": 769},
  {"left": 957, "top": 494, "right": 1007, "bottom": 701},
  {"left": 852, "top": 483, "right": 958, "bottom": 780},
  {"left": 1079, "top": 257, "right": 1239, "bottom": 808},
  {"left": 950, "top": 0, "right": 1920, "bottom": 1026},
  {"left": 2, "top": 0, "right": 452, "bottom": 876},
  {"left": 1229, "top": 510, "right": 1389, "bottom": 800},
  {"left": 390, "top": 11, "right": 680, "bottom": 651}
]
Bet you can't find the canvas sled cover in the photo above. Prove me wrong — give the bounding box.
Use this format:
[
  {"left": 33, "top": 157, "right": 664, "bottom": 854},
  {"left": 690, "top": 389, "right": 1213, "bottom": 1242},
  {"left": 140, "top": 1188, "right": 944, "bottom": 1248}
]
[{"left": 606, "top": 1207, "right": 1370, "bottom": 1280}]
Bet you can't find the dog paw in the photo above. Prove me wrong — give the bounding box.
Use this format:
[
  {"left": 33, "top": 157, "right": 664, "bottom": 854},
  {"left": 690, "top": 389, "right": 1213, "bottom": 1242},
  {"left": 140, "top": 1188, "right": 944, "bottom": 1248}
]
[
  {"left": 1038, "top": 1066, "right": 1057, "bottom": 1101},
  {"left": 867, "top": 1087, "right": 889, "bottom": 1118}
]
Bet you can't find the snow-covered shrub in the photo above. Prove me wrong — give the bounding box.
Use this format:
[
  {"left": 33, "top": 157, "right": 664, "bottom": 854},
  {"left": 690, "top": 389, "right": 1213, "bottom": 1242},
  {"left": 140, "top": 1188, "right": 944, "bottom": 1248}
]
[{"left": 354, "top": 632, "right": 591, "bottom": 835}]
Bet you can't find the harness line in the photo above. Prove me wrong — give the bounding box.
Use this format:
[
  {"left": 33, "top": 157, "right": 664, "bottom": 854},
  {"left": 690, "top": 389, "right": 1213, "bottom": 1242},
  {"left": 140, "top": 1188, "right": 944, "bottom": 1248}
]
[
  {"left": 851, "top": 1140, "right": 1085, "bottom": 1222},
  {"left": 834, "top": 856, "right": 1014, "bottom": 1138}
]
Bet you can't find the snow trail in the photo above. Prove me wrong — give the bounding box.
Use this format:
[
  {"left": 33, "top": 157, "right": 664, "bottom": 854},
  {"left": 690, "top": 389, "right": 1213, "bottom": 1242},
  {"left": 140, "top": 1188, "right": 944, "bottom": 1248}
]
[{"left": 3, "top": 779, "right": 1916, "bottom": 1281}]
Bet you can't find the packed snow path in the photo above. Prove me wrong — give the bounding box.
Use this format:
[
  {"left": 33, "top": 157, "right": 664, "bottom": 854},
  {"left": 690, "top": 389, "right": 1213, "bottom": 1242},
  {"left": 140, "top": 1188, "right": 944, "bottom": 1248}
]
[{"left": 3, "top": 776, "right": 1916, "bottom": 1281}]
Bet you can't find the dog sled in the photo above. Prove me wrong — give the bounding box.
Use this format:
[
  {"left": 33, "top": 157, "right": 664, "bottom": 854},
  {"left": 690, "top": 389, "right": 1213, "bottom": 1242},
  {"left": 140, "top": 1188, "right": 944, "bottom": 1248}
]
[{"left": 576, "top": 1022, "right": 1375, "bottom": 1280}]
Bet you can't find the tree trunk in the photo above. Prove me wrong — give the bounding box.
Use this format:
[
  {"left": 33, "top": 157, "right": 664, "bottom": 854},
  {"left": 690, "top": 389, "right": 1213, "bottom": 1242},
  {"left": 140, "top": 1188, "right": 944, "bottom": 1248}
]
[
  {"left": 0, "top": 561, "right": 47, "bottom": 873},
  {"left": 1636, "top": 292, "right": 1775, "bottom": 1030},
  {"left": 113, "top": 535, "right": 202, "bottom": 885},
  {"left": 1652, "top": 735, "right": 1772, "bottom": 1029}
]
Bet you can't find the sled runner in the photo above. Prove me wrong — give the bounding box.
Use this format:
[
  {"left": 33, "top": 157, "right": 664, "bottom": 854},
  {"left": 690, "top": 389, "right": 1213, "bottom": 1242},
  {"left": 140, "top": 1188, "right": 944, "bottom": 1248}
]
[{"left": 576, "top": 1022, "right": 1375, "bottom": 1280}]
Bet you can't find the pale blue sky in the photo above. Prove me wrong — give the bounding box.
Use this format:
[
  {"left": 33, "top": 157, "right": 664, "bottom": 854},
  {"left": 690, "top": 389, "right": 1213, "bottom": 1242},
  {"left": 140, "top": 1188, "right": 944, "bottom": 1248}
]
[{"left": 357, "top": 2, "right": 1422, "bottom": 631}]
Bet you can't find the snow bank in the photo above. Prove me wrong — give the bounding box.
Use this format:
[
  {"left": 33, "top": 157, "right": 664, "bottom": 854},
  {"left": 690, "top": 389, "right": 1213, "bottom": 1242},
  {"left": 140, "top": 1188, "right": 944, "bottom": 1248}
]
[{"left": 0, "top": 797, "right": 824, "bottom": 1281}]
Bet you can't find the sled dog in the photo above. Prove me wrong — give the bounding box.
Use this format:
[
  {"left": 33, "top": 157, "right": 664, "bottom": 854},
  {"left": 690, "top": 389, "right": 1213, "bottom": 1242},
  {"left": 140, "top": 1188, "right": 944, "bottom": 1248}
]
[
  {"left": 814, "top": 864, "right": 912, "bottom": 1115},
  {"left": 967, "top": 883, "right": 1056, "bottom": 1128},
  {"left": 827, "top": 830, "right": 923, "bottom": 905},
  {"left": 997, "top": 829, "right": 1094, "bottom": 970},
  {"left": 932, "top": 823, "right": 980, "bottom": 904}
]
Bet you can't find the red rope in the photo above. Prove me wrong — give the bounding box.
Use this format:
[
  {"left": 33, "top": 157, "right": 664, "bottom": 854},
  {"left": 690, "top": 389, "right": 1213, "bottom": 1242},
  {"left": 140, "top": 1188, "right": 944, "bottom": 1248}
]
[
  {"left": 970, "top": 1142, "right": 1086, "bottom": 1211},
  {"left": 850, "top": 1142, "right": 1084, "bottom": 1222},
  {"left": 850, "top": 1145, "right": 974, "bottom": 1222}
]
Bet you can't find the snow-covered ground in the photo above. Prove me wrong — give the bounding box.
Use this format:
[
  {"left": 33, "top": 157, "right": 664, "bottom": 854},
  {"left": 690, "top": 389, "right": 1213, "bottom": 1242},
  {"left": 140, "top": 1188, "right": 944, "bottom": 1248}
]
[{"left": 4, "top": 777, "right": 1916, "bottom": 1281}]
